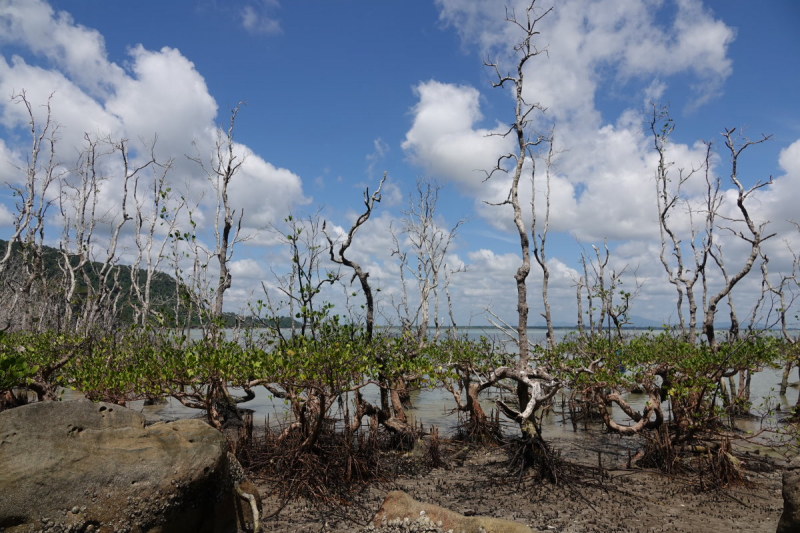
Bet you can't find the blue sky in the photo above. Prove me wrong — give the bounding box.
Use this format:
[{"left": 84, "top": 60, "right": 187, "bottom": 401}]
[{"left": 1, "top": 0, "right": 799, "bottom": 328}]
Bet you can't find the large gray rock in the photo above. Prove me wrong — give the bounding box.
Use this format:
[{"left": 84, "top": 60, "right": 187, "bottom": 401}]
[
  {"left": 371, "top": 491, "right": 532, "bottom": 533},
  {"left": 778, "top": 461, "right": 800, "bottom": 533},
  {"left": 0, "top": 399, "right": 260, "bottom": 533}
]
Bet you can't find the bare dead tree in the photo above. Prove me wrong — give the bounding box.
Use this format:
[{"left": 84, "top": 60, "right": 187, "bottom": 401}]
[
  {"left": 650, "top": 106, "right": 780, "bottom": 438},
  {"left": 579, "top": 252, "right": 593, "bottom": 336},
  {"left": 58, "top": 135, "right": 159, "bottom": 333},
  {"left": 173, "top": 204, "right": 218, "bottom": 334},
  {"left": 264, "top": 211, "right": 342, "bottom": 341},
  {"left": 0, "top": 91, "right": 185, "bottom": 413},
  {"left": 183, "top": 104, "right": 252, "bottom": 429},
  {"left": 652, "top": 105, "right": 710, "bottom": 344},
  {"left": 322, "top": 172, "right": 386, "bottom": 341},
  {"left": 0, "top": 92, "right": 58, "bottom": 274},
  {"left": 57, "top": 134, "right": 101, "bottom": 330},
  {"left": 483, "top": 1, "right": 551, "bottom": 371},
  {"left": 605, "top": 267, "right": 640, "bottom": 339},
  {"left": 761, "top": 240, "right": 800, "bottom": 397},
  {"left": 0, "top": 90, "right": 72, "bottom": 330},
  {"left": 585, "top": 243, "right": 610, "bottom": 337},
  {"left": 128, "top": 147, "right": 184, "bottom": 326},
  {"left": 532, "top": 129, "right": 557, "bottom": 349},
  {"left": 573, "top": 271, "right": 585, "bottom": 336},
  {"left": 188, "top": 103, "right": 248, "bottom": 329},
  {"left": 652, "top": 106, "right": 775, "bottom": 350},
  {"left": 481, "top": 0, "right": 559, "bottom": 443},
  {"left": 701, "top": 128, "right": 775, "bottom": 351},
  {"left": 321, "top": 174, "right": 405, "bottom": 433},
  {"left": 576, "top": 241, "right": 639, "bottom": 341},
  {"left": 443, "top": 261, "right": 468, "bottom": 339},
  {"left": 711, "top": 244, "right": 755, "bottom": 412},
  {"left": 383, "top": 178, "right": 467, "bottom": 424},
  {"left": 593, "top": 244, "right": 611, "bottom": 334},
  {"left": 0, "top": 92, "right": 62, "bottom": 332},
  {"left": 391, "top": 178, "right": 465, "bottom": 347}
]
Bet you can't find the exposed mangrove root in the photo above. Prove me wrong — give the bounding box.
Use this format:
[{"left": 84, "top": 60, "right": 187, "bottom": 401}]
[
  {"left": 506, "top": 434, "right": 564, "bottom": 486},
  {"left": 637, "top": 424, "right": 678, "bottom": 474},
  {"left": 637, "top": 426, "right": 748, "bottom": 490},
  {"left": 452, "top": 408, "right": 504, "bottom": 445},
  {"left": 425, "top": 425, "right": 446, "bottom": 469},
  {"left": 237, "top": 419, "right": 386, "bottom": 515}
]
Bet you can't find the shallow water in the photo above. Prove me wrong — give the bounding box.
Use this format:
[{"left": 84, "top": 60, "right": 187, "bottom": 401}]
[
  {"left": 101, "top": 363, "right": 798, "bottom": 446},
  {"left": 63, "top": 327, "right": 800, "bottom": 439}
]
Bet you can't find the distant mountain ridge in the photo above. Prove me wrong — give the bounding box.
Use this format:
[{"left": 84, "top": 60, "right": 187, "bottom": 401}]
[{"left": 0, "top": 238, "right": 296, "bottom": 328}]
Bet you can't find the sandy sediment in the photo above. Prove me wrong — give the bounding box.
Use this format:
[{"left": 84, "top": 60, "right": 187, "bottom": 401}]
[{"left": 251, "top": 431, "right": 786, "bottom": 533}]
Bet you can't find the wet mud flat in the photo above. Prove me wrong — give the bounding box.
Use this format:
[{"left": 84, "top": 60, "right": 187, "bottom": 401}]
[{"left": 251, "top": 429, "right": 786, "bottom": 533}]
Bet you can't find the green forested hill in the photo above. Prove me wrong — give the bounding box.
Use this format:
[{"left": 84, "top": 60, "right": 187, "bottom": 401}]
[{"left": 0, "top": 238, "right": 295, "bottom": 328}]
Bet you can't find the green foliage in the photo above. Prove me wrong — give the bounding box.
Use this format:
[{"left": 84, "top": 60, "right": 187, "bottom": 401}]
[
  {"left": 0, "top": 330, "right": 92, "bottom": 401},
  {"left": 555, "top": 329, "right": 785, "bottom": 441},
  {"left": 0, "top": 334, "right": 39, "bottom": 391},
  {"left": 66, "top": 330, "right": 158, "bottom": 401},
  {"left": 265, "top": 319, "right": 373, "bottom": 395},
  {"left": 557, "top": 330, "right": 781, "bottom": 389},
  {"left": 425, "top": 335, "right": 510, "bottom": 386},
  {"left": 0, "top": 315, "right": 788, "bottom": 452}
]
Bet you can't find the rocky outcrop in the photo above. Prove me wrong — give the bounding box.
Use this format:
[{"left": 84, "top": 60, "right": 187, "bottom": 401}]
[
  {"left": 0, "top": 399, "right": 260, "bottom": 533},
  {"left": 778, "top": 461, "right": 800, "bottom": 533},
  {"left": 370, "top": 491, "right": 532, "bottom": 533}
]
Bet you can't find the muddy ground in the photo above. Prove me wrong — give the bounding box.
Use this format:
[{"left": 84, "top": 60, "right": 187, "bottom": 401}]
[{"left": 248, "top": 427, "right": 788, "bottom": 533}]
